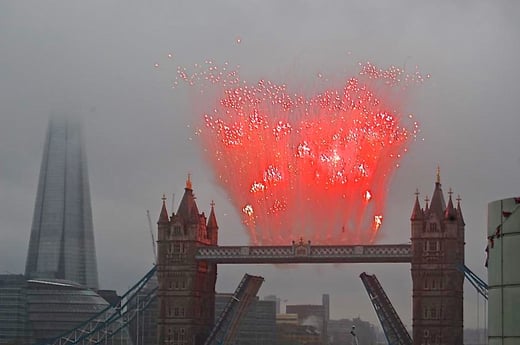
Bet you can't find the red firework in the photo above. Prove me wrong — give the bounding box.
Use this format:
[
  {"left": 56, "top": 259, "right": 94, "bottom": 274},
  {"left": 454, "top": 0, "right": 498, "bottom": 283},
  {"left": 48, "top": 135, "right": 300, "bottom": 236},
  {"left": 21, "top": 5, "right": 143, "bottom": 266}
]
[{"left": 179, "top": 62, "right": 423, "bottom": 245}]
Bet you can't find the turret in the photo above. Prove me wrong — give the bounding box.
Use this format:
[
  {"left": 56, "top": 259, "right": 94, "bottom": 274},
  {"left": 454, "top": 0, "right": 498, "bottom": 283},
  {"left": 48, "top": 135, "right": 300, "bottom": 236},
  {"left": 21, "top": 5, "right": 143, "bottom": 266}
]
[
  {"left": 456, "top": 195, "right": 465, "bottom": 226},
  {"left": 158, "top": 194, "right": 169, "bottom": 224},
  {"left": 206, "top": 201, "right": 219, "bottom": 245},
  {"left": 444, "top": 189, "right": 457, "bottom": 221},
  {"left": 157, "top": 195, "right": 170, "bottom": 241},
  {"left": 411, "top": 189, "right": 423, "bottom": 221},
  {"left": 410, "top": 168, "right": 465, "bottom": 345},
  {"left": 411, "top": 189, "right": 424, "bottom": 238},
  {"left": 176, "top": 174, "right": 200, "bottom": 225},
  {"left": 428, "top": 166, "right": 446, "bottom": 221}
]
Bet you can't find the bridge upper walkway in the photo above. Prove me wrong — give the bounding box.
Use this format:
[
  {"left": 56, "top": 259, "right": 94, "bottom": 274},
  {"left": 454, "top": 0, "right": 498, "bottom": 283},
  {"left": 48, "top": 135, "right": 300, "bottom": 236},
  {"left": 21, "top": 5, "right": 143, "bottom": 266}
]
[{"left": 195, "top": 243, "right": 412, "bottom": 264}]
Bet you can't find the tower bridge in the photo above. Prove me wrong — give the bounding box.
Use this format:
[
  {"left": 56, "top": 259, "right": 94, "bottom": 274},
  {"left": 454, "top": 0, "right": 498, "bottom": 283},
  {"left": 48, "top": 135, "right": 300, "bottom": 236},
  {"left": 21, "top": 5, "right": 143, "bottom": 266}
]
[
  {"left": 155, "top": 171, "right": 465, "bottom": 345},
  {"left": 195, "top": 243, "right": 412, "bottom": 264}
]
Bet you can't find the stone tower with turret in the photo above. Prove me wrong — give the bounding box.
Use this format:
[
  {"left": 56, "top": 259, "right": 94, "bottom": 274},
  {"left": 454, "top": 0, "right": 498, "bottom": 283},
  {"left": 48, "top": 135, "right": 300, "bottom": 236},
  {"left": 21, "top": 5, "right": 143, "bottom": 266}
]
[
  {"left": 156, "top": 176, "right": 219, "bottom": 345},
  {"left": 410, "top": 169, "right": 465, "bottom": 345}
]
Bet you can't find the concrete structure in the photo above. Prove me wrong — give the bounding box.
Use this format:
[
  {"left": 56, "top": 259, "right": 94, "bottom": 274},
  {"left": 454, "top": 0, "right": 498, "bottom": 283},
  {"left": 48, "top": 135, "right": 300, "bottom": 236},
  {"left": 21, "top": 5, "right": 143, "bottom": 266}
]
[
  {"left": 25, "top": 115, "right": 98, "bottom": 289},
  {"left": 487, "top": 197, "right": 520, "bottom": 345},
  {"left": 410, "top": 171, "right": 465, "bottom": 345},
  {"left": 215, "top": 294, "right": 276, "bottom": 345}
]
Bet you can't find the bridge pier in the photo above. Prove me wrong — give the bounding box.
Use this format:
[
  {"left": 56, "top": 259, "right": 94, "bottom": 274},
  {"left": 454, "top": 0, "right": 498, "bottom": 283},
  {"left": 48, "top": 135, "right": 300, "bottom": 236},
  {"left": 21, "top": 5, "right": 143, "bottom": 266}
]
[
  {"left": 410, "top": 175, "right": 465, "bottom": 345},
  {"left": 156, "top": 179, "right": 218, "bottom": 345}
]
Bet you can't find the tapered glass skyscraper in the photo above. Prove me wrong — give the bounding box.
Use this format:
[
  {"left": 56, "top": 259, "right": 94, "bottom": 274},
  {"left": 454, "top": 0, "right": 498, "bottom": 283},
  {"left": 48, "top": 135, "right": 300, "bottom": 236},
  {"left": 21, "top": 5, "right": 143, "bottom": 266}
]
[{"left": 25, "top": 115, "right": 98, "bottom": 289}]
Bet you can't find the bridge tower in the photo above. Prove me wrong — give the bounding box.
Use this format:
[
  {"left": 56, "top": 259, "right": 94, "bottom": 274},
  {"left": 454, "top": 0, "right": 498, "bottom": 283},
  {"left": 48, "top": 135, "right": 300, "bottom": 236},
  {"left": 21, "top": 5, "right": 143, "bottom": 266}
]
[
  {"left": 157, "top": 176, "right": 218, "bottom": 345},
  {"left": 410, "top": 169, "right": 465, "bottom": 345}
]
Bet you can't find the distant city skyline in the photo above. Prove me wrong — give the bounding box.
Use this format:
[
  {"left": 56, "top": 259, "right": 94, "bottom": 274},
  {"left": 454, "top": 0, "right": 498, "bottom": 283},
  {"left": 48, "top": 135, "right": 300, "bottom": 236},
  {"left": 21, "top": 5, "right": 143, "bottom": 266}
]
[{"left": 25, "top": 115, "right": 98, "bottom": 289}]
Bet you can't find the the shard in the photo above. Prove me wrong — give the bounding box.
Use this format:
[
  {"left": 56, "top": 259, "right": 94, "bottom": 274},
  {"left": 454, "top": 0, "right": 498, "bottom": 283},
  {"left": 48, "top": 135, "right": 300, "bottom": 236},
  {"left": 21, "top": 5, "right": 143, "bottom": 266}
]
[{"left": 25, "top": 115, "right": 98, "bottom": 289}]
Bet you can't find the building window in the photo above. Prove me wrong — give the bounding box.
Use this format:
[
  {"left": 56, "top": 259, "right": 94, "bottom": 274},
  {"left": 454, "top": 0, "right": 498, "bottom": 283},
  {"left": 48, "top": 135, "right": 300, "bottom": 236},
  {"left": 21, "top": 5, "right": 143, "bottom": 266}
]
[
  {"left": 430, "top": 306, "right": 437, "bottom": 319},
  {"left": 425, "top": 240, "right": 439, "bottom": 252},
  {"left": 180, "top": 328, "right": 186, "bottom": 343},
  {"left": 174, "top": 225, "right": 181, "bottom": 235},
  {"left": 429, "top": 223, "right": 437, "bottom": 232}
]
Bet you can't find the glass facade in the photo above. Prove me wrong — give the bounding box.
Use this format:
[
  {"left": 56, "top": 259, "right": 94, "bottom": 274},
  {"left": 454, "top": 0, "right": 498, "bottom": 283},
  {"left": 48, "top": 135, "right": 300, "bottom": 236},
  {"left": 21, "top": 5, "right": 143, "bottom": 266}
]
[
  {"left": 26, "top": 279, "right": 107, "bottom": 342},
  {"left": 25, "top": 115, "right": 98, "bottom": 289},
  {"left": 215, "top": 294, "right": 276, "bottom": 345},
  {"left": 0, "top": 275, "right": 32, "bottom": 345},
  {"left": 1, "top": 276, "right": 132, "bottom": 345}
]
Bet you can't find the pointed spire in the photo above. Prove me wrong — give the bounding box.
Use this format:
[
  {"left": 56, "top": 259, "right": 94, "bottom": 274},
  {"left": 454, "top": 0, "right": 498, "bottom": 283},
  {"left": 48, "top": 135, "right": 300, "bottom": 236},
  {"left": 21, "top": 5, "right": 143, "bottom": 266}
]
[
  {"left": 177, "top": 176, "right": 200, "bottom": 223},
  {"left": 411, "top": 189, "right": 423, "bottom": 221},
  {"left": 429, "top": 167, "right": 446, "bottom": 219},
  {"left": 424, "top": 195, "right": 430, "bottom": 211},
  {"left": 158, "top": 194, "right": 169, "bottom": 224},
  {"left": 444, "top": 188, "right": 456, "bottom": 220},
  {"left": 206, "top": 201, "right": 219, "bottom": 244},
  {"left": 456, "top": 194, "right": 465, "bottom": 225},
  {"left": 207, "top": 200, "right": 219, "bottom": 234}
]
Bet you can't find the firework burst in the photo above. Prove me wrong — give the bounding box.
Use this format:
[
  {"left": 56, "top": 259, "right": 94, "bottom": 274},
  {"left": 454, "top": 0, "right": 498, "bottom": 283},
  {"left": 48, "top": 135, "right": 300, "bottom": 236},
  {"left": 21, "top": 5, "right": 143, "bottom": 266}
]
[{"left": 175, "top": 61, "right": 424, "bottom": 245}]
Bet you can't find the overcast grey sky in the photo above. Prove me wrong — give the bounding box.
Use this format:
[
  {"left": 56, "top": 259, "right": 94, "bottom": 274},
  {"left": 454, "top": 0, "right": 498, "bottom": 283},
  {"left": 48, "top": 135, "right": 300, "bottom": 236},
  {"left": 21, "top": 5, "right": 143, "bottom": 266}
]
[{"left": 1, "top": 0, "right": 519, "bottom": 329}]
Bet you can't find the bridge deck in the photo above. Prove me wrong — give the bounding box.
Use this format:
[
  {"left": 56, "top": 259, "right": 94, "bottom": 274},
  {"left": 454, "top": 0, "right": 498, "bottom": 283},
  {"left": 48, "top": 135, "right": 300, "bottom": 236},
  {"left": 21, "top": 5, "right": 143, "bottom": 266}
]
[{"left": 195, "top": 244, "right": 412, "bottom": 264}]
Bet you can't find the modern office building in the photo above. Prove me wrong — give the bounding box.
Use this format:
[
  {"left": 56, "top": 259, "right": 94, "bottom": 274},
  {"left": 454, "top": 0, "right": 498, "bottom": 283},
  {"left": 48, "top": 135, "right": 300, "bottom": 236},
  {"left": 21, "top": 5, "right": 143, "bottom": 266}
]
[
  {"left": 487, "top": 197, "right": 520, "bottom": 345},
  {"left": 264, "top": 295, "right": 281, "bottom": 314},
  {"left": 0, "top": 275, "right": 132, "bottom": 345},
  {"left": 25, "top": 115, "right": 98, "bottom": 289},
  {"left": 0, "top": 275, "right": 32, "bottom": 345},
  {"left": 25, "top": 278, "right": 109, "bottom": 343},
  {"left": 215, "top": 293, "right": 276, "bottom": 345}
]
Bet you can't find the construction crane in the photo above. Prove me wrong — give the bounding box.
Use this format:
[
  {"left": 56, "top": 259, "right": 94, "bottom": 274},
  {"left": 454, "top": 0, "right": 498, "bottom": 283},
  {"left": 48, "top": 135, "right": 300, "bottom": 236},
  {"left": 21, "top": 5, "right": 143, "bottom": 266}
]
[
  {"left": 360, "top": 272, "right": 412, "bottom": 345},
  {"left": 146, "top": 210, "right": 157, "bottom": 264}
]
